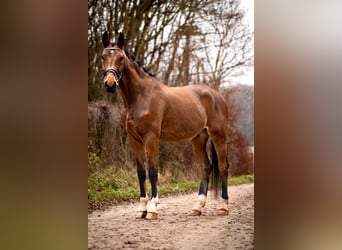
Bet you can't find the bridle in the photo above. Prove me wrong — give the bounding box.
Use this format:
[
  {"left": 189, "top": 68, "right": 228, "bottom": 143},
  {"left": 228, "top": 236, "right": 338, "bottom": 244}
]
[{"left": 103, "top": 47, "right": 124, "bottom": 87}]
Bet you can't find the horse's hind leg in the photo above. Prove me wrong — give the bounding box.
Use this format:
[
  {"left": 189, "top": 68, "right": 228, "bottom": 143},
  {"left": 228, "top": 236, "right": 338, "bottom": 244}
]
[
  {"left": 190, "top": 129, "right": 211, "bottom": 216},
  {"left": 210, "top": 131, "right": 230, "bottom": 216}
]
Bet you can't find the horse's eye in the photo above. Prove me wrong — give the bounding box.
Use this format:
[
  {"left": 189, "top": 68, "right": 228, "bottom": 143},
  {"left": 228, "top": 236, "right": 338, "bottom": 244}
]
[
  {"left": 101, "top": 56, "right": 105, "bottom": 61},
  {"left": 120, "top": 56, "right": 124, "bottom": 62}
]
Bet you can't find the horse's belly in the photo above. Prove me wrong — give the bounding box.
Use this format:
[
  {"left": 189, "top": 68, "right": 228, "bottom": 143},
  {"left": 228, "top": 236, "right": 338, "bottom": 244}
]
[
  {"left": 159, "top": 128, "right": 204, "bottom": 142},
  {"left": 159, "top": 116, "right": 206, "bottom": 142}
]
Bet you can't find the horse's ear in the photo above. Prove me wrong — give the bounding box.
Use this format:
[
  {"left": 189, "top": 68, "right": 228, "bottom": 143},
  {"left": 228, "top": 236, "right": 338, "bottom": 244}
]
[
  {"left": 102, "top": 31, "right": 110, "bottom": 48},
  {"left": 117, "top": 32, "right": 124, "bottom": 49}
]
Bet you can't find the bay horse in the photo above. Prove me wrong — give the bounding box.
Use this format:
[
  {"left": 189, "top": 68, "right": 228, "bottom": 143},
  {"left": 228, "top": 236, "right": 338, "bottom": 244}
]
[{"left": 101, "top": 31, "right": 230, "bottom": 219}]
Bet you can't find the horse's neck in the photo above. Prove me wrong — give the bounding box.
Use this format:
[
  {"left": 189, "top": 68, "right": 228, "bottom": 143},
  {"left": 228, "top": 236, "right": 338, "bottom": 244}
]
[{"left": 119, "top": 62, "right": 152, "bottom": 108}]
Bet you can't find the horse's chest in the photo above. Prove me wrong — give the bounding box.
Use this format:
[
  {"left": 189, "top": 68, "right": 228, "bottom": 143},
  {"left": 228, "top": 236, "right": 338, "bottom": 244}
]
[
  {"left": 124, "top": 112, "right": 151, "bottom": 138},
  {"left": 126, "top": 118, "right": 139, "bottom": 133}
]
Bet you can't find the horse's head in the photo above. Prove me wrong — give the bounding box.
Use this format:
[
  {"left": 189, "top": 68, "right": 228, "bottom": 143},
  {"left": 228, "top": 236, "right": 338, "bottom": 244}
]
[{"left": 101, "top": 31, "right": 125, "bottom": 93}]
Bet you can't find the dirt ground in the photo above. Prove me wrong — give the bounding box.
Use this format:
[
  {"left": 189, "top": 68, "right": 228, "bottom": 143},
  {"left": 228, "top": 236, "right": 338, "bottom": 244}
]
[{"left": 88, "top": 183, "right": 254, "bottom": 250}]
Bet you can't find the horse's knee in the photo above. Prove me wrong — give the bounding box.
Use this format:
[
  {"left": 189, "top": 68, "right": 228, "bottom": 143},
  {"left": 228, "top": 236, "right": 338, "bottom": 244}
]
[
  {"left": 219, "top": 165, "right": 228, "bottom": 177},
  {"left": 143, "top": 132, "right": 160, "bottom": 164}
]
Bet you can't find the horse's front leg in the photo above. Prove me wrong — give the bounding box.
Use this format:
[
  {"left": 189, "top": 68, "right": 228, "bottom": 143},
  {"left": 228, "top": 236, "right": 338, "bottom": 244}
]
[
  {"left": 144, "top": 132, "right": 160, "bottom": 220},
  {"left": 127, "top": 135, "right": 149, "bottom": 219},
  {"left": 136, "top": 159, "right": 149, "bottom": 218}
]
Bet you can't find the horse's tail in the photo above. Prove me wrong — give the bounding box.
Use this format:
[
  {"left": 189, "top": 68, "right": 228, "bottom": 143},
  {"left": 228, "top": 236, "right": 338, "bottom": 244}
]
[{"left": 210, "top": 141, "right": 220, "bottom": 198}]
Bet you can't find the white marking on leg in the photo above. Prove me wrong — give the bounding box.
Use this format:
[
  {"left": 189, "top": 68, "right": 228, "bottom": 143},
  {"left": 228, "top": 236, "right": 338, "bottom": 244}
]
[
  {"left": 192, "top": 194, "right": 207, "bottom": 211},
  {"left": 137, "top": 196, "right": 149, "bottom": 212},
  {"left": 218, "top": 197, "right": 229, "bottom": 211},
  {"left": 147, "top": 196, "right": 159, "bottom": 214}
]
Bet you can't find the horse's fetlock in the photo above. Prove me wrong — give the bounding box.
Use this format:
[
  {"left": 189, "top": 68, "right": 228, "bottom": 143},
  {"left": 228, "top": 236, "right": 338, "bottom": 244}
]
[
  {"left": 191, "top": 194, "right": 207, "bottom": 213},
  {"left": 147, "top": 197, "right": 159, "bottom": 213},
  {"left": 137, "top": 196, "right": 149, "bottom": 212}
]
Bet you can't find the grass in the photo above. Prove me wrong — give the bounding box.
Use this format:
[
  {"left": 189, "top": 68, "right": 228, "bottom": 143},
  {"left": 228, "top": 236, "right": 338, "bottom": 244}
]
[
  {"left": 88, "top": 168, "right": 254, "bottom": 204},
  {"left": 228, "top": 174, "right": 254, "bottom": 185}
]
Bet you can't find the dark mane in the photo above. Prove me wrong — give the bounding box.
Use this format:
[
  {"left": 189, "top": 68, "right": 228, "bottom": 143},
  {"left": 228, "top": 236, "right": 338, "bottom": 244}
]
[{"left": 125, "top": 50, "right": 155, "bottom": 77}]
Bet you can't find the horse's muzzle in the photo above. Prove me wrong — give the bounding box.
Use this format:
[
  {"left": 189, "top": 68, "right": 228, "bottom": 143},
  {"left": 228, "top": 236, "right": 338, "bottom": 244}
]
[{"left": 104, "top": 83, "right": 115, "bottom": 93}]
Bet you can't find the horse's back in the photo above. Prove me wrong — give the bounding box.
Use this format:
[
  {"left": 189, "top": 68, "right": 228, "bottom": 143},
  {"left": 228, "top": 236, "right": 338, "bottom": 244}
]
[
  {"left": 158, "top": 84, "right": 208, "bottom": 141},
  {"left": 158, "top": 84, "right": 228, "bottom": 142},
  {"left": 187, "top": 85, "right": 229, "bottom": 121}
]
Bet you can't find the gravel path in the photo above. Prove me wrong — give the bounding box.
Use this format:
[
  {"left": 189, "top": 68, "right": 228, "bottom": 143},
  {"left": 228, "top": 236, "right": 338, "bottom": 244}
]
[{"left": 88, "top": 183, "right": 254, "bottom": 250}]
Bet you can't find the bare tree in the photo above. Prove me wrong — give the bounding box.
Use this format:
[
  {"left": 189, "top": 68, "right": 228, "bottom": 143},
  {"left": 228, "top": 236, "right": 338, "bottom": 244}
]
[
  {"left": 88, "top": 0, "right": 253, "bottom": 96},
  {"left": 171, "top": 0, "right": 253, "bottom": 90}
]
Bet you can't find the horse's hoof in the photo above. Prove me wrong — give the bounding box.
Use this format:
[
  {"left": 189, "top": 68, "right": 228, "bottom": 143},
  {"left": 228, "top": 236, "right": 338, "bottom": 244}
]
[
  {"left": 191, "top": 209, "right": 202, "bottom": 216},
  {"left": 217, "top": 209, "right": 229, "bottom": 216},
  {"left": 136, "top": 211, "right": 147, "bottom": 219},
  {"left": 145, "top": 212, "right": 158, "bottom": 220}
]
